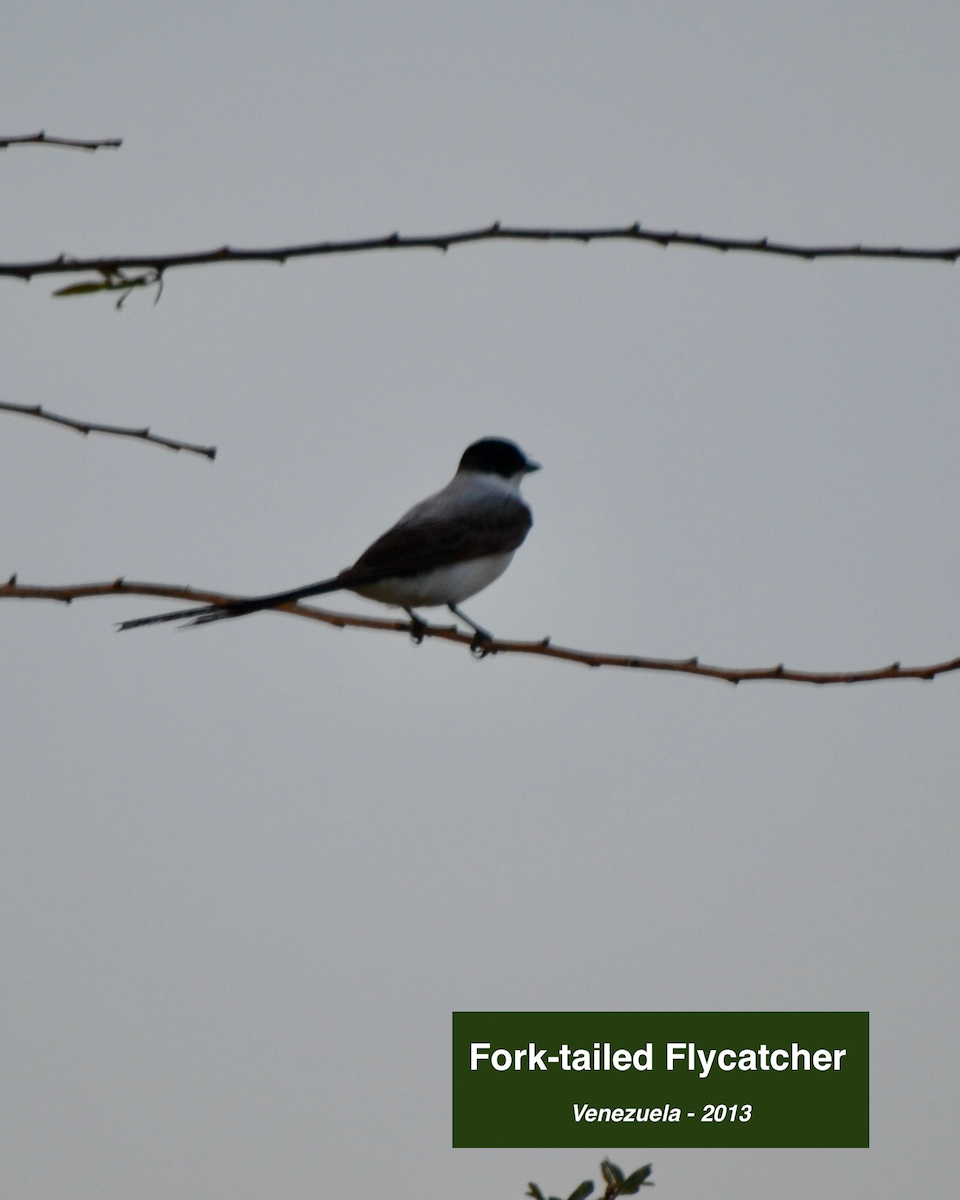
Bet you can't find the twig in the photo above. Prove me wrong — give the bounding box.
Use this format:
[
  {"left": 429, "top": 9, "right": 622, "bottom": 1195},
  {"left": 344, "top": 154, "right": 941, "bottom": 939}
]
[
  {"left": 1, "top": 221, "right": 960, "bottom": 290},
  {"left": 0, "top": 400, "right": 216, "bottom": 460},
  {"left": 0, "top": 131, "right": 122, "bottom": 151},
  {"left": 1, "top": 578, "right": 956, "bottom": 685}
]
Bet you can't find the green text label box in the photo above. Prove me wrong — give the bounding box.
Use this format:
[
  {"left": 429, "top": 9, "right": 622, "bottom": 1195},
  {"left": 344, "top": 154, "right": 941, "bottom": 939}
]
[{"left": 452, "top": 1012, "right": 868, "bottom": 1147}]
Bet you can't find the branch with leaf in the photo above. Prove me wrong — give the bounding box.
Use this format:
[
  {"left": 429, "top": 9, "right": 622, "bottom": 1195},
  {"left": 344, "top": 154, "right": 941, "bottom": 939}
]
[
  {"left": 2, "top": 221, "right": 960, "bottom": 303},
  {"left": 528, "top": 1158, "right": 653, "bottom": 1200}
]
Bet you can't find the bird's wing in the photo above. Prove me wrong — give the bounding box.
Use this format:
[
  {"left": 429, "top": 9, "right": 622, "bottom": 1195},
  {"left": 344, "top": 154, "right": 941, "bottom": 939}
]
[{"left": 340, "top": 497, "right": 533, "bottom": 584}]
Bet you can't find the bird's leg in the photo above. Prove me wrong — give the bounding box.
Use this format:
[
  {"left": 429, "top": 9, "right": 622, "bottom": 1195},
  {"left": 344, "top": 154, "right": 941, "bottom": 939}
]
[
  {"left": 447, "top": 604, "right": 493, "bottom": 653},
  {"left": 404, "top": 607, "right": 429, "bottom": 644}
]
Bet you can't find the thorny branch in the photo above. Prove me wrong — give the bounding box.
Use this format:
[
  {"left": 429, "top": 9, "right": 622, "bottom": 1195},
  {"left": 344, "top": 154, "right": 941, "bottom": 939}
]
[
  {"left": 0, "top": 400, "right": 216, "bottom": 459},
  {"left": 0, "top": 131, "right": 122, "bottom": 151},
  {"left": 1, "top": 221, "right": 960, "bottom": 298},
  {"left": 2, "top": 578, "right": 957, "bottom": 686}
]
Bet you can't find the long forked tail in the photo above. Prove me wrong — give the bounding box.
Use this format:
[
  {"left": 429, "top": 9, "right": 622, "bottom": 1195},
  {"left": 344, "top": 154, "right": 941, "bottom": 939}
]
[{"left": 117, "top": 576, "right": 347, "bottom": 631}]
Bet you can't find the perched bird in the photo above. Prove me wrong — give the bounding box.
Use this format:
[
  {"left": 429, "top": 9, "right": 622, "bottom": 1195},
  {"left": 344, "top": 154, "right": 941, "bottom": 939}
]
[{"left": 119, "top": 437, "right": 540, "bottom": 641}]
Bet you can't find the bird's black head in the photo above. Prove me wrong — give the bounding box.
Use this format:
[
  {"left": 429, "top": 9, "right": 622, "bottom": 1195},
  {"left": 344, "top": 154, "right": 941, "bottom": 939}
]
[{"left": 458, "top": 438, "right": 540, "bottom": 478}]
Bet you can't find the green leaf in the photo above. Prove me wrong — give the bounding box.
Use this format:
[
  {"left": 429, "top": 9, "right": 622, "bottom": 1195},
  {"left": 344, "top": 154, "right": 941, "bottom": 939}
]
[
  {"left": 618, "top": 1166, "right": 653, "bottom": 1194},
  {"left": 567, "top": 1180, "right": 595, "bottom": 1200},
  {"left": 527, "top": 1185, "right": 546, "bottom": 1200},
  {"left": 601, "top": 1161, "right": 624, "bottom": 1188},
  {"left": 52, "top": 281, "right": 111, "bottom": 297}
]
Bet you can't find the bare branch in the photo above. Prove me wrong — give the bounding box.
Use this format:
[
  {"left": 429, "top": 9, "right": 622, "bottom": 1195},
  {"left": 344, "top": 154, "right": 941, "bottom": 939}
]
[
  {"left": 1, "top": 221, "right": 959, "bottom": 290},
  {"left": 0, "top": 400, "right": 216, "bottom": 460},
  {"left": 2, "top": 578, "right": 956, "bottom": 685},
  {"left": 0, "top": 131, "right": 122, "bottom": 151}
]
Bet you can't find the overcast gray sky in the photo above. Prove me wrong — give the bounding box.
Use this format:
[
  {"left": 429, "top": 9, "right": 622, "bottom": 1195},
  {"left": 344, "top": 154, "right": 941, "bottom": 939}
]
[{"left": 2, "top": 3, "right": 959, "bottom": 1198}]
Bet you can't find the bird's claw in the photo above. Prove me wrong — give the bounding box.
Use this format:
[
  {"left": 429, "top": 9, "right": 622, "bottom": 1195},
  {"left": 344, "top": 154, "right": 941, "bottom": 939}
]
[
  {"left": 408, "top": 615, "right": 428, "bottom": 645},
  {"left": 470, "top": 632, "right": 493, "bottom": 658}
]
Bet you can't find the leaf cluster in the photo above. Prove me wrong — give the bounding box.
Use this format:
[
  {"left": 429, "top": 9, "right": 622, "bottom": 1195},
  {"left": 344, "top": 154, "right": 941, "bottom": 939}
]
[{"left": 527, "top": 1159, "right": 653, "bottom": 1200}]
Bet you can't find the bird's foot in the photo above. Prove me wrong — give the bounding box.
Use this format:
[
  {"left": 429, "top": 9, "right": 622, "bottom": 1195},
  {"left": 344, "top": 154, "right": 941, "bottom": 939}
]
[
  {"left": 404, "top": 608, "right": 429, "bottom": 645},
  {"left": 447, "top": 603, "right": 494, "bottom": 655},
  {"left": 469, "top": 630, "right": 494, "bottom": 658}
]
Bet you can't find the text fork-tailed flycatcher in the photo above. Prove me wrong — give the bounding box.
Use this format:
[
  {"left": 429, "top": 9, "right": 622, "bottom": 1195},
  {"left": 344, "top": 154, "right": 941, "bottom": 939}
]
[{"left": 119, "top": 437, "right": 540, "bottom": 641}]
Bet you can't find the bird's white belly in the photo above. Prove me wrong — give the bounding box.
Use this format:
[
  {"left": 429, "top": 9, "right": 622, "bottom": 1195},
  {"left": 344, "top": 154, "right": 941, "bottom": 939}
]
[{"left": 352, "top": 552, "right": 515, "bottom": 608}]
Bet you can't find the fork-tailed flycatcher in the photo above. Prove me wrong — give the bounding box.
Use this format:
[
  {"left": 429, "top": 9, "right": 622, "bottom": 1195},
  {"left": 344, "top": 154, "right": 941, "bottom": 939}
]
[{"left": 119, "top": 437, "right": 540, "bottom": 640}]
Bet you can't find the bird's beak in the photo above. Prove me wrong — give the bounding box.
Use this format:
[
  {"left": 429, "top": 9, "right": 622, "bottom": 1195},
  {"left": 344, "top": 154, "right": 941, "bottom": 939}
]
[{"left": 525, "top": 460, "right": 542, "bottom": 473}]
